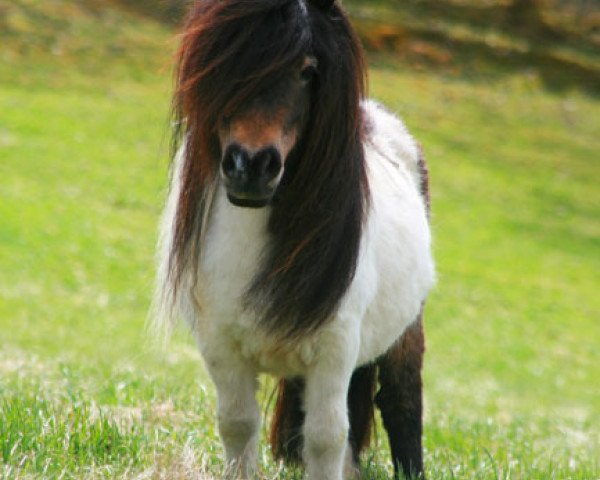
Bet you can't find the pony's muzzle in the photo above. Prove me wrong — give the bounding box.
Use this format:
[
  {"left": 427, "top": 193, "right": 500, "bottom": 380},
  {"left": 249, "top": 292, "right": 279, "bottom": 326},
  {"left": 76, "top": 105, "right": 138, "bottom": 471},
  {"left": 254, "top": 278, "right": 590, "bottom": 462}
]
[{"left": 221, "top": 144, "right": 282, "bottom": 208}]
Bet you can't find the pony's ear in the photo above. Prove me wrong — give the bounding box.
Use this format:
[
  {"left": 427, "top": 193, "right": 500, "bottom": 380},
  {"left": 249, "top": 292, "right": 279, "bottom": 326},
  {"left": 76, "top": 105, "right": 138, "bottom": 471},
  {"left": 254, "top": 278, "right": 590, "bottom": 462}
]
[{"left": 309, "top": 0, "right": 335, "bottom": 11}]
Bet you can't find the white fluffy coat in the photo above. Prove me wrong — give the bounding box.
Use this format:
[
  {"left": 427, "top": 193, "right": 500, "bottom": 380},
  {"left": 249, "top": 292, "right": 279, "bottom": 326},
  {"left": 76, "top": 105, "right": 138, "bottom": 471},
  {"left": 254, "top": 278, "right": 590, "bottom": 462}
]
[{"left": 154, "top": 100, "right": 435, "bottom": 479}]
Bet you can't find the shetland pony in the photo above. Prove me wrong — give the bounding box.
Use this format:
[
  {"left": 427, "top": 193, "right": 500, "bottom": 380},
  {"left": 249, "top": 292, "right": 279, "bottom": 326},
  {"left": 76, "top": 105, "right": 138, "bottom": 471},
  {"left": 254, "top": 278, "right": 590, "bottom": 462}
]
[{"left": 154, "top": 0, "right": 435, "bottom": 479}]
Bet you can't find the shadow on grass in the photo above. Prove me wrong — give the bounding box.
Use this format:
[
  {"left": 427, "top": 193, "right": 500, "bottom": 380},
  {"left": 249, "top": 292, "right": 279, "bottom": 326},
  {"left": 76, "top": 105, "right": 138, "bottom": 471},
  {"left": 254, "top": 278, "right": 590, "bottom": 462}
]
[
  {"left": 357, "top": 20, "right": 600, "bottom": 97},
  {"left": 3, "top": 0, "right": 598, "bottom": 95}
]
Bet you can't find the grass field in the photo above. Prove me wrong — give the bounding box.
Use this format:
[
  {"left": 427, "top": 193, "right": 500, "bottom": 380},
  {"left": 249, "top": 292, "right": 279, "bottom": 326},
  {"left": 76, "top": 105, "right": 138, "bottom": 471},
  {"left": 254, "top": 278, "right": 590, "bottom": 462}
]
[{"left": 1, "top": 1, "right": 599, "bottom": 478}]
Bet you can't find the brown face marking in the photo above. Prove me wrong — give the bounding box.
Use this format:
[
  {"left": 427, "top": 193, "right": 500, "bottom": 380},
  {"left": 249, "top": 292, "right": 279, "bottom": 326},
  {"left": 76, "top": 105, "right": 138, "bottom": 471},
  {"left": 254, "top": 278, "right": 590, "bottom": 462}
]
[
  {"left": 302, "top": 56, "right": 318, "bottom": 73},
  {"left": 218, "top": 55, "right": 317, "bottom": 168},
  {"left": 221, "top": 108, "right": 298, "bottom": 164}
]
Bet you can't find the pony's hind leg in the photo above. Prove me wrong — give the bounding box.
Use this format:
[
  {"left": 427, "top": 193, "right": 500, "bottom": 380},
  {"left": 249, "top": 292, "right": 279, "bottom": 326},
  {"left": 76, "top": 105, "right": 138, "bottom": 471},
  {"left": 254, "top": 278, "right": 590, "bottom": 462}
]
[
  {"left": 375, "top": 312, "right": 426, "bottom": 479},
  {"left": 347, "top": 364, "right": 377, "bottom": 464}
]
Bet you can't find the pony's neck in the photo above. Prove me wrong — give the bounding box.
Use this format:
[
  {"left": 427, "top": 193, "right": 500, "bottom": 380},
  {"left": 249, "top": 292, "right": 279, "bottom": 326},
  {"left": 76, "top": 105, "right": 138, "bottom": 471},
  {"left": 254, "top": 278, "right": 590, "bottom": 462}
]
[{"left": 210, "top": 184, "right": 270, "bottom": 239}]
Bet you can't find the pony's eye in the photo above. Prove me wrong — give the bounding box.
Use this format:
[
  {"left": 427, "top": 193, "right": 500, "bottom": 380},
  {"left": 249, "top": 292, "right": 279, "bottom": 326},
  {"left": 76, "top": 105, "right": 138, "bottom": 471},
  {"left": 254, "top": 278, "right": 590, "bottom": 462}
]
[{"left": 300, "top": 66, "right": 317, "bottom": 84}]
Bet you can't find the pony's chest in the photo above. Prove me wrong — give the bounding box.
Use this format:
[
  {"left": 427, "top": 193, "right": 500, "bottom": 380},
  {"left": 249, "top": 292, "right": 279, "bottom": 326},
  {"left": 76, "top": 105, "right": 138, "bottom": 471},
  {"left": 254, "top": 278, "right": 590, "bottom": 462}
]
[
  {"left": 193, "top": 192, "right": 319, "bottom": 375},
  {"left": 225, "top": 319, "right": 318, "bottom": 375},
  {"left": 197, "top": 256, "right": 318, "bottom": 375},
  {"left": 198, "top": 191, "right": 269, "bottom": 306}
]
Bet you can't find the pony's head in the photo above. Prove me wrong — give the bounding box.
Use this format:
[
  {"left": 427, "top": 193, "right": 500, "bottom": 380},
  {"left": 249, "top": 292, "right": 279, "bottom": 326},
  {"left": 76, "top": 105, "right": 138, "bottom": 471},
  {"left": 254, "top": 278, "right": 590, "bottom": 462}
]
[
  {"left": 175, "top": 0, "right": 365, "bottom": 204},
  {"left": 217, "top": 53, "right": 317, "bottom": 207},
  {"left": 176, "top": 0, "right": 320, "bottom": 207},
  {"left": 171, "top": 0, "right": 368, "bottom": 337}
]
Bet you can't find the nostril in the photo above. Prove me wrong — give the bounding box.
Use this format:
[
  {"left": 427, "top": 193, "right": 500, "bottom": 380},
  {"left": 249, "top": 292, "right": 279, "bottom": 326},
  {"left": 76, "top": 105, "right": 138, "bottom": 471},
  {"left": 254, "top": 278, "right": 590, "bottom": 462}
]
[
  {"left": 222, "top": 145, "right": 247, "bottom": 180},
  {"left": 254, "top": 148, "right": 282, "bottom": 180},
  {"left": 266, "top": 153, "right": 281, "bottom": 177},
  {"left": 222, "top": 155, "right": 235, "bottom": 178}
]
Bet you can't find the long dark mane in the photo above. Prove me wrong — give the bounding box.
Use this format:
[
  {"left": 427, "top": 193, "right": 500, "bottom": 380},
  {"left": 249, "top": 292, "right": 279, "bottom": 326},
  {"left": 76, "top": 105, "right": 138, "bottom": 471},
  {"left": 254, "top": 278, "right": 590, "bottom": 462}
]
[{"left": 171, "top": 0, "right": 368, "bottom": 339}]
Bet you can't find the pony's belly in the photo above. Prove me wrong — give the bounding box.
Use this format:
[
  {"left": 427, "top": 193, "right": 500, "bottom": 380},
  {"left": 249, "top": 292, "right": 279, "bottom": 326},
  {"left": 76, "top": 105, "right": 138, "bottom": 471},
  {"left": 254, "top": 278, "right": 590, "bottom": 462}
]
[
  {"left": 354, "top": 162, "right": 435, "bottom": 364},
  {"left": 357, "top": 305, "right": 417, "bottom": 365},
  {"left": 356, "top": 245, "right": 434, "bottom": 364}
]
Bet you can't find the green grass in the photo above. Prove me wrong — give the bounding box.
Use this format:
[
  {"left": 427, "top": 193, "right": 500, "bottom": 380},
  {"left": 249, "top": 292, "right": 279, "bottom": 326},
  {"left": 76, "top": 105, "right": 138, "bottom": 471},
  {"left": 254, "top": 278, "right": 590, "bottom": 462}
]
[{"left": 1, "top": 1, "right": 599, "bottom": 478}]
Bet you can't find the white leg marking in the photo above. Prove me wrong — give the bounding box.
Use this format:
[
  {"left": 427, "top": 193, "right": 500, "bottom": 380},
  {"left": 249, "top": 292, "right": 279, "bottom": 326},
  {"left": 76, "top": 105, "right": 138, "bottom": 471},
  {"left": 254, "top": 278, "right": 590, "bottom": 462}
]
[
  {"left": 343, "top": 443, "right": 361, "bottom": 480},
  {"left": 207, "top": 363, "right": 260, "bottom": 478},
  {"left": 302, "top": 326, "right": 359, "bottom": 480}
]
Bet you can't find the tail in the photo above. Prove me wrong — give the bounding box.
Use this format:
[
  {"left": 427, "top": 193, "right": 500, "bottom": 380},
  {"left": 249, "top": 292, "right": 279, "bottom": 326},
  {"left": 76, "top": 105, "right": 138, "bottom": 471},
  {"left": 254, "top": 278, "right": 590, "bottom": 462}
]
[
  {"left": 269, "top": 377, "right": 305, "bottom": 464},
  {"left": 269, "top": 365, "right": 378, "bottom": 465}
]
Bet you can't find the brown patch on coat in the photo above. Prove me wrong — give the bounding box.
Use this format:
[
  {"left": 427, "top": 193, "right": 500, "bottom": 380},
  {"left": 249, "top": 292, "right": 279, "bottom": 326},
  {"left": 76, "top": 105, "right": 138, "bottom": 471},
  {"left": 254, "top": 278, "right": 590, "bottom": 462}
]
[
  {"left": 417, "top": 144, "right": 430, "bottom": 217},
  {"left": 347, "top": 363, "right": 378, "bottom": 463},
  {"left": 375, "top": 311, "right": 426, "bottom": 479}
]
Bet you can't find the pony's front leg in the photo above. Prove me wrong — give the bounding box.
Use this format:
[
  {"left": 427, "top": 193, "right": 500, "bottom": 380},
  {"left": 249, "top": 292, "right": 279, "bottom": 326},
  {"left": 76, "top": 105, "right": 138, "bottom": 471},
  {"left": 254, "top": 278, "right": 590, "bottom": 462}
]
[
  {"left": 205, "top": 359, "right": 260, "bottom": 478},
  {"left": 303, "top": 327, "right": 359, "bottom": 480}
]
